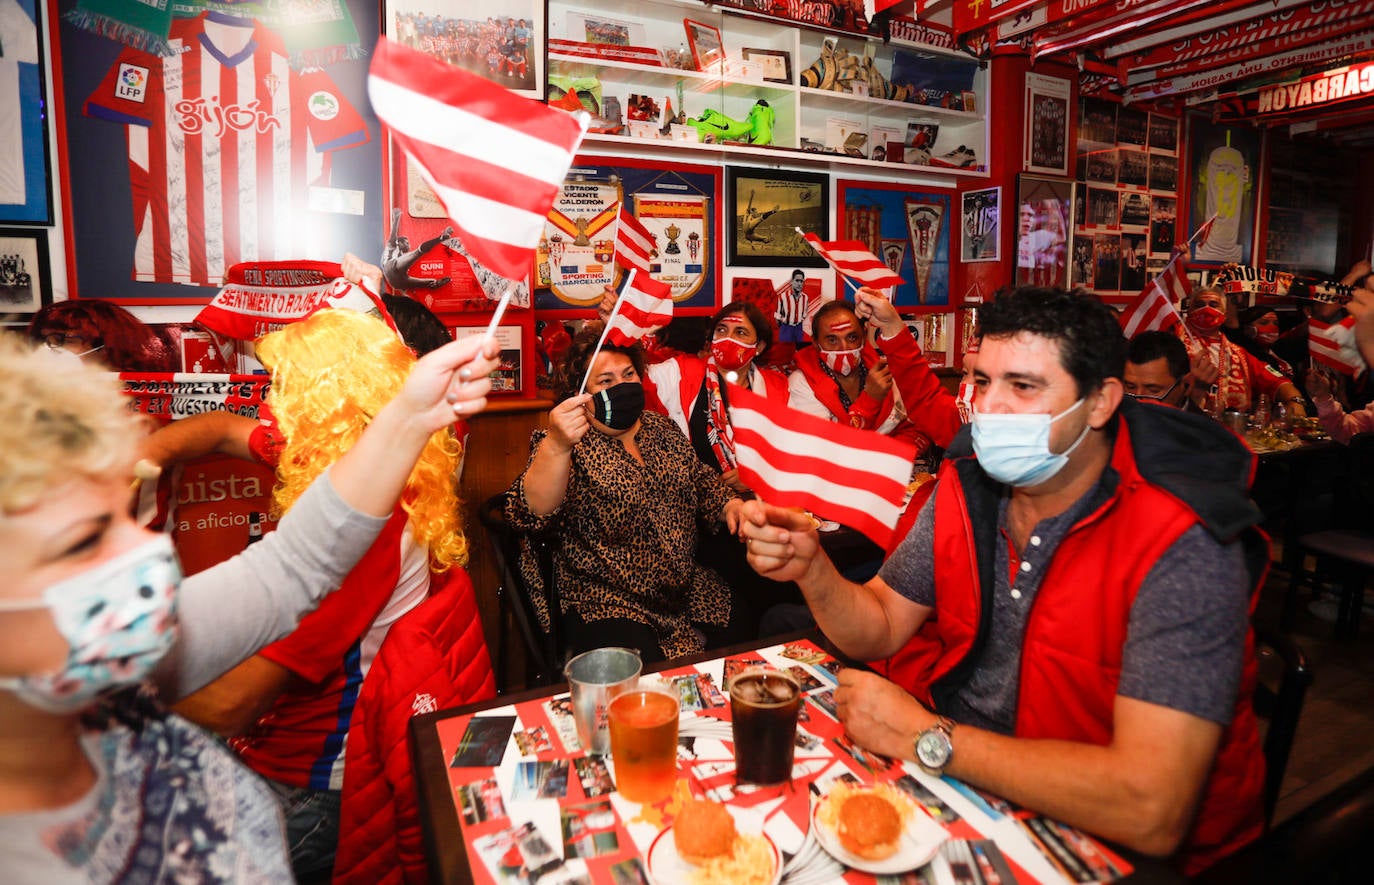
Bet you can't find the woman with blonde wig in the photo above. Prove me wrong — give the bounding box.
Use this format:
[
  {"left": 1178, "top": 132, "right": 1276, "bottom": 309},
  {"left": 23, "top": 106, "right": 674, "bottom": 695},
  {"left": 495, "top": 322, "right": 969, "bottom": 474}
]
[
  {"left": 0, "top": 326, "right": 498, "bottom": 881},
  {"left": 170, "top": 309, "right": 477, "bottom": 879}
]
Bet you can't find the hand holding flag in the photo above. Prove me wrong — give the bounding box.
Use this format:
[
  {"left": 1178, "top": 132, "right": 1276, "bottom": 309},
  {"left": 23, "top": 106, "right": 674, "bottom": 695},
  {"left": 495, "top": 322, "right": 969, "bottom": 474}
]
[
  {"left": 368, "top": 38, "right": 588, "bottom": 283},
  {"left": 727, "top": 382, "right": 916, "bottom": 550}
]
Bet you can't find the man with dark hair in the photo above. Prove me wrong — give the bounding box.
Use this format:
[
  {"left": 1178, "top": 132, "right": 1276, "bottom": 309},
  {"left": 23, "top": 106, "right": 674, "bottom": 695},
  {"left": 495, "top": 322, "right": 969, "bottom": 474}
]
[
  {"left": 741, "top": 287, "right": 1268, "bottom": 873},
  {"left": 1125, "top": 330, "right": 1196, "bottom": 410}
]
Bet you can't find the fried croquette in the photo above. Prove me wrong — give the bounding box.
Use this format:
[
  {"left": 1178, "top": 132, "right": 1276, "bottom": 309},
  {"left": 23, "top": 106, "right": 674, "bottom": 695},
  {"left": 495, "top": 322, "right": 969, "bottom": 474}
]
[
  {"left": 675, "top": 799, "right": 738, "bottom": 865},
  {"left": 836, "top": 792, "right": 902, "bottom": 860}
]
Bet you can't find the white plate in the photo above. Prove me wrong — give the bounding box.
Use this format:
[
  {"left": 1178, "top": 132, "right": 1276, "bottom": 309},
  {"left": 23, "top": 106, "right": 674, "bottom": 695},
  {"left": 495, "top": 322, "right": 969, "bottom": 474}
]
[
  {"left": 810, "top": 789, "right": 949, "bottom": 875},
  {"left": 646, "top": 809, "right": 782, "bottom": 885}
]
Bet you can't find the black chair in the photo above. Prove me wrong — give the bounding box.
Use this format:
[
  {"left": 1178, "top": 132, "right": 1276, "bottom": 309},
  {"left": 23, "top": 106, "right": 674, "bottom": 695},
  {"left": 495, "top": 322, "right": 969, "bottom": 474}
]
[
  {"left": 479, "top": 492, "right": 565, "bottom": 691},
  {"left": 1283, "top": 433, "right": 1374, "bottom": 638},
  {"left": 1251, "top": 625, "right": 1313, "bottom": 828}
]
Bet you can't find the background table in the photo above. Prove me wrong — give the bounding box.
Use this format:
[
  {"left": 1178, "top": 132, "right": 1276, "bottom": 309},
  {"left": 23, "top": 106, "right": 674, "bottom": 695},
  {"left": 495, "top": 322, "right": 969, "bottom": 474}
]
[{"left": 410, "top": 632, "right": 1184, "bottom": 885}]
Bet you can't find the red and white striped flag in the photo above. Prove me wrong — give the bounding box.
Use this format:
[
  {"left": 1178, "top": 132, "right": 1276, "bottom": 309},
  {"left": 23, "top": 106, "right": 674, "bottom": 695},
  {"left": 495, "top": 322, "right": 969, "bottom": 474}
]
[
  {"left": 614, "top": 207, "right": 657, "bottom": 276},
  {"left": 1192, "top": 215, "right": 1216, "bottom": 251},
  {"left": 1310, "top": 316, "right": 1367, "bottom": 376},
  {"left": 727, "top": 383, "right": 916, "bottom": 550},
  {"left": 803, "top": 234, "right": 905, "bottom": 290},
  {"left": 1120, "top": 251, "right": 1189, "bottom": 337},
  {"left": 605, "top": 270, "right": 674, "bottom": 347},
  {"left": 368, "top": 38, "right": 588, "bottom": 283}
]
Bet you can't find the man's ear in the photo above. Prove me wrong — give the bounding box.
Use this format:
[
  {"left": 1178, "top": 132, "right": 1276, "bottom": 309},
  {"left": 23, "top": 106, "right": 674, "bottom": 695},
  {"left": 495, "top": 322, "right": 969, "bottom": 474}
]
[{"left": 1090, "top": 378, "right": 1124, "bottom": 429}]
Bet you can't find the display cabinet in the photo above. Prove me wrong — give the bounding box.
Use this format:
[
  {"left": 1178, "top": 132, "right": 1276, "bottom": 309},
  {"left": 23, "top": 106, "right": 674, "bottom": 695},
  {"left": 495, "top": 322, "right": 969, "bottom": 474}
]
[{"left": 546, "top": 0, "right": 989, "bottom": 179}]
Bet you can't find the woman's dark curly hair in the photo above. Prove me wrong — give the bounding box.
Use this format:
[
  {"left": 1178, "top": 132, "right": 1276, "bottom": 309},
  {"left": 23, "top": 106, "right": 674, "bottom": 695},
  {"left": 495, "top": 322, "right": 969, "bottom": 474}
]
[
  {"left": 27, "top": 300, "right": 178, "bottom": 373},
  {"left": 553, "top": 321, "right": 646, "bottom": 401}
]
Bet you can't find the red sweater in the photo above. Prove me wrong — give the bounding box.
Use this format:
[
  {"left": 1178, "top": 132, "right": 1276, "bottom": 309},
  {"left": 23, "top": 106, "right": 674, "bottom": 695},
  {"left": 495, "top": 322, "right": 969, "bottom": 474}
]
[{"left": 333, "top": 568, "right": 495, "bottom": 885}]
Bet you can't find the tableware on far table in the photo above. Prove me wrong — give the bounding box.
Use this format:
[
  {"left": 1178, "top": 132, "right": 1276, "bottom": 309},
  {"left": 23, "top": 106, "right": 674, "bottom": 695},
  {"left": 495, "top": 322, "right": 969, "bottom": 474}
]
[
  {"left": 608, "top": 681, "right": 679, "bottom": 803},
  {"left": 646, "top": 806, "right": 782, "bottom": 885},
  {"left": 564, "top": 647, "right": 642, "bottom": 755},
  {"left": 728, "top": 666, "right": 802, "bottom": 786},
  {"left": 810, "top": 786, "right": 949, "bottom": 875}
]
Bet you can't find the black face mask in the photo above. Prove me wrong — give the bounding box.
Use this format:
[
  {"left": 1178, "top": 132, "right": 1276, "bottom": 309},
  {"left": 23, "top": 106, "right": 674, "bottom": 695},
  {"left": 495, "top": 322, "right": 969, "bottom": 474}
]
[{"left": 591, "top": 381, "right": 645, "bottom": 431}]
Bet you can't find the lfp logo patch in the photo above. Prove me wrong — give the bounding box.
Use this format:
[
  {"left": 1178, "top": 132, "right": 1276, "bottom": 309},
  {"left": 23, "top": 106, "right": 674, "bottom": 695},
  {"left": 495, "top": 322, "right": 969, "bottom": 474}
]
[
  {"left": 308, "top": 91, "right": 340, "bottom": 121},
  {"left": 116, "top": 64, "right": 150, "bottom": 103}
]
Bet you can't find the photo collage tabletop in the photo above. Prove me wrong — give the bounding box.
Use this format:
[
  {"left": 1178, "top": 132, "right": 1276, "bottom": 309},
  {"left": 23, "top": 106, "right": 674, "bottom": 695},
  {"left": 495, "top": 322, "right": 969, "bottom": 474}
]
[{"left": 433, "top": 639, "right": 1133, "bottom": 884}]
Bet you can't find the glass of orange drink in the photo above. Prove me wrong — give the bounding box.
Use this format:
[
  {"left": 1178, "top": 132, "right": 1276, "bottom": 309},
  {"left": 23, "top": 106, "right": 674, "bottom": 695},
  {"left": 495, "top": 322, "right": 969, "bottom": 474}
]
[{"left": 608, "top": 681, "right": 679, "bottom": 804}]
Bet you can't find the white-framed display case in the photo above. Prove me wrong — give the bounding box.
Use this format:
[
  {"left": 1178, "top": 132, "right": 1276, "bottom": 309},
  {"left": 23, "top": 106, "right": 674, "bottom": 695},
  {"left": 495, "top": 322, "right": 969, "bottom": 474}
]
[{"left": 546, "top": 0, "right": 989, "bottom": 180}]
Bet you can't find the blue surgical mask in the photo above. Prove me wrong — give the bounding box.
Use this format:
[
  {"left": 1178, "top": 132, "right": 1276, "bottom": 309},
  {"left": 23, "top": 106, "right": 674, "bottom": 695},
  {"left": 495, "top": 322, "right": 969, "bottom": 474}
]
[
  {"left": 0, "top": 535, "right": 182, "bottom": 713},
  {"left": 971, "top": 399, "right": 1091, "bottom": 487}
]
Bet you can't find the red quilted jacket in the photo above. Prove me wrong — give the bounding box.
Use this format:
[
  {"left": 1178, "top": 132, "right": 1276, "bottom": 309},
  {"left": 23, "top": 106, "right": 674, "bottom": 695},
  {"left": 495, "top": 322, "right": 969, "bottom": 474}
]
[{"left": 333, "top": 568, "right": 496, "bottom": 884}]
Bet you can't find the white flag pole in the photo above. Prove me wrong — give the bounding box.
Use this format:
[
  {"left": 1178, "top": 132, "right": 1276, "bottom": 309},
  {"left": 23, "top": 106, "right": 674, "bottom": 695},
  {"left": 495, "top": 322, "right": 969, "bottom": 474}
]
[
  {"left": 578, "top": 270, "right": 634, "bottom": 395},
  {"left": 483, "top": 289, "right": 513, "bottom": 338}
]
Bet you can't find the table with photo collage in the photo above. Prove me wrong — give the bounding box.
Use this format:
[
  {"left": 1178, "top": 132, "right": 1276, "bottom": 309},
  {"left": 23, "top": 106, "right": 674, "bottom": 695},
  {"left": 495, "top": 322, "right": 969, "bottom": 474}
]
[{"left": 411, "top": 636, "right": 1145, "bottom": 885}]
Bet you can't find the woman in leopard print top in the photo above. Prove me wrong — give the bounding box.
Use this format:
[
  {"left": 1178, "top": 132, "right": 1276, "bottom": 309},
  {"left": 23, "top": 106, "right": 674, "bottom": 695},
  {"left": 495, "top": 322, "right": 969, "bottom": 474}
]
[{"left": 507, "top": 325, "right": 746, "bottom": 662}]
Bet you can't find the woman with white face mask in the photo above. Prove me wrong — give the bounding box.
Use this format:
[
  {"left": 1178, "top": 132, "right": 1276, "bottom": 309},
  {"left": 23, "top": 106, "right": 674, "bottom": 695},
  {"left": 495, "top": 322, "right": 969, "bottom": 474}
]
[{"left": 0, "top": 330, "right": 499, "bottom": 882}]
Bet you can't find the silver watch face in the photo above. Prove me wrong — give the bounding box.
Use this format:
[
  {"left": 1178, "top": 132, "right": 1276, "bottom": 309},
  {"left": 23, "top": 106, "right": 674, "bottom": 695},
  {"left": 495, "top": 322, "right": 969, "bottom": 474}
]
[{"left": 915, "top": 728, "right": 951, "bottom": 769}]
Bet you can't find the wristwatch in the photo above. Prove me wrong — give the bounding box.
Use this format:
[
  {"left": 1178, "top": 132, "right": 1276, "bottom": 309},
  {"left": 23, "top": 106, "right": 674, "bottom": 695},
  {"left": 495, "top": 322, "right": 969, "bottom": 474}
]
[{"left": 914, "top": 716, "right": 956, "bottom": 774}]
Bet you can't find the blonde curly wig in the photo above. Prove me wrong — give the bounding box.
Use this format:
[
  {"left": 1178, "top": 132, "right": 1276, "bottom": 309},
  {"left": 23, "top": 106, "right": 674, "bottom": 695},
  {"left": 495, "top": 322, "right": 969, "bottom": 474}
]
[
  {"left": 256, "top": 310, "right": 467, "bottom": 570},
  {"left": 0, "top": 332, "right": 145, "bottom": 514}
]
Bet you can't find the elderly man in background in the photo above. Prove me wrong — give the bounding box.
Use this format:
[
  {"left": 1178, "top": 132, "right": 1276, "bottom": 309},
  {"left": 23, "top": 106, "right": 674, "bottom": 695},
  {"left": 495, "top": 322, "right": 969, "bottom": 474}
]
[{"left": 740, "top": 287, "right": 1269, "bottom": 874}]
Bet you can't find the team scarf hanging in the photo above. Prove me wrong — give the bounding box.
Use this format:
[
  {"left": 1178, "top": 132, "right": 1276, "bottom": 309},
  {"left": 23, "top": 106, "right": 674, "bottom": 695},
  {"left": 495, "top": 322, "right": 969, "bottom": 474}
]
[
  {"left": 196, "top": 261, "right": 396, "bottom": 342},
  {"left": 65, "top": 0, "right": 175, "bottom": 54}
]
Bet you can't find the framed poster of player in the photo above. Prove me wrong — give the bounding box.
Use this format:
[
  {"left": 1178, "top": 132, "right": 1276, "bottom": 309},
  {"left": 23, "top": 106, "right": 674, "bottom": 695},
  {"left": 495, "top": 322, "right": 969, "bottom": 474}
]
[
  {"left": 386, "top": 0, "right": 544, "bottom": 98},
  {"left": 1025, "top": 74, "right": 1071, "bottom": 176},
  {"left": 57, "top": 0, "right": 384, "bottom": 302},
  {"left": 961, "top": 187, "right": 1000, "bottom": 263},
  {"left": 727, "top": 167, "right": 829, "bottom": 268},
  {"left": 836, "top": 179, "right": 951, "bottom": 307},
  {"left": 1015, "top": 176, "right": 1073, "bottom": 289},
  {"left": 0, "top": 227, "right": 53, "bottom": 316},
  {"left": 1, "top": 0, "right": 53, "bottom": 225},
  {"left": 1187, "top": 119, "right": 1259, "bottom": 266}
]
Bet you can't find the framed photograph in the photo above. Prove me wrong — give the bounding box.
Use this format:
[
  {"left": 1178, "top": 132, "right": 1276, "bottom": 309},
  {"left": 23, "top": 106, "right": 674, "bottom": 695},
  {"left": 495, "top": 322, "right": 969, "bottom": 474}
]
[
  {"left": 1, "top": 0, "right": 54, "bottom": 225},
  {"left": 1149, "top": 154, "right": 1178, "bottom": 192},
  {"left": 684, "top": 19, "right": 725, "bottom": 72},
  {"left": 1150, "top": 196, "right": 1177, "bottom": 255},
  {"left": 0, "top": 227, "right": 53, "bottom": 316},
  {"left": 1116, "top": 108, "right": 1149, "bottom": 146},
  {"left": 1093, "top": 233, "right": 1121, "bottom": 294},
  {"left": 741, "top": 47, "right": 791, "bottom": 83},
  {"left": 961, "top": 187, "right": 1001, "bottom": 263},
  {"left": 1015, "top": 175, "right": 1074, "bottom": 289},
  {"left": 388, "top": 0, "right": 544, "bottom": 98},
  {"left": 1024, "top": 74, "right": 1071, "bottom": 176},
  {"left": 1148, "top": 114, "right": 1179, "bottom": 152},
  {"left": 1118, "top": 149, "right": 1148, "bottom": 189},
  {"left": 727, "top": 167, "right": 829, "bottom": 268}
]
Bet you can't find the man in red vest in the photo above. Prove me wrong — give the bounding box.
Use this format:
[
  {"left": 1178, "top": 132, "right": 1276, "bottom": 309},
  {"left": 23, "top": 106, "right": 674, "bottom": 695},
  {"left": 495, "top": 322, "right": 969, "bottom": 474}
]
[{"left": 739, "top": 287, "right": 1266, "bottom": 874}]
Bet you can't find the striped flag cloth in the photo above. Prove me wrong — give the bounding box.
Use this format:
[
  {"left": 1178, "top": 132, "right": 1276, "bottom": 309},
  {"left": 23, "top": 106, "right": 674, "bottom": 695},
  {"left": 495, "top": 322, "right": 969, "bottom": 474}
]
[
  {"left": 1310, "top": 316, "right": 1367, "bottom": 376},
  {"left": 1120, "top": 250, "right": 1189, "bottom": 337},
  {"left": 368, "top": 38, "right": 588, "bottom": 282},
  {"left": 727, "top": 382, "right": 916, "bottom": 550},
  {"left": 803, "top": 234, "right": 905, "bottom": 290},
  {"left": 615, "top": 207, "right": 657, "bottom": 275},
  {"left": 606, "top": 270, "right": 674, "bottom": 346}
]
